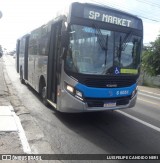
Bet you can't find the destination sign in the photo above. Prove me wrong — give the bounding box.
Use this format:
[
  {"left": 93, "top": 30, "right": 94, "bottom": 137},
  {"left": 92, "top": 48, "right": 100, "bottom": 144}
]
[{"left": 84, "top": 7, "right": 140, "bottom": 29}]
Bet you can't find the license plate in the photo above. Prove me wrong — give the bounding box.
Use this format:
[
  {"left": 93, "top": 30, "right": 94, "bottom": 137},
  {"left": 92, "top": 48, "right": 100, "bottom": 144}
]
[{"left": 104, "top": 102, "right": 116, "bottom": 108}]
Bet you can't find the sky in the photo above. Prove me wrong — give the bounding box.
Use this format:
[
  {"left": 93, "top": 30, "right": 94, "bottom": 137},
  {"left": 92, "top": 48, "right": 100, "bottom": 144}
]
[{"left": 0, "top": 0, "right": 160, "bottom": 51}]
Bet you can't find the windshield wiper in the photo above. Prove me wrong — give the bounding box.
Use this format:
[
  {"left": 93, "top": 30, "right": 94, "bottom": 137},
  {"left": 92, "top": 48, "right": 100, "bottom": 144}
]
[
  {"left": 116, "top": 31, "right": 133, "bottom": 65},
  {"left": 92, "top": 23, "right": 108, "bottom": 65},
  {"left": 118, "top": 36, "right": 122, "bottom": 64},
  {"left": 121, "top": 31, "right": 133, "bottom": 51},
  {"left": 92, "top": 24, "right": 107, "bottom": 50},
  {"left": 104, "top": 35, "right": 108, "bottom": 65}
]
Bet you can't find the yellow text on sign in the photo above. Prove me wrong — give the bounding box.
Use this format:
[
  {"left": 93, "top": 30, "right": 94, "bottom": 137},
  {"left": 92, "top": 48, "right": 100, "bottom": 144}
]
[{"left": 120, "top": 69, "right": 138, "bottom": 74}]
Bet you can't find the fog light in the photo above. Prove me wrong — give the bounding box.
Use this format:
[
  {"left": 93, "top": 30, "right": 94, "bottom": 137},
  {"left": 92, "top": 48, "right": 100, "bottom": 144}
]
[
  {"left": 75, "top": 90, "right": 83, "bottom": 101},
  {"left": 76, "top": 90, "right": 82, "bottom": 97}
]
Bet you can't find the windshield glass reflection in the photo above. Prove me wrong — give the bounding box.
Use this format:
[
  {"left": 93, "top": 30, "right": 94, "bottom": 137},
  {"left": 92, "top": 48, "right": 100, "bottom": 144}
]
[{"left": 65, "top": 24, "right": 142, "bottom": 75}]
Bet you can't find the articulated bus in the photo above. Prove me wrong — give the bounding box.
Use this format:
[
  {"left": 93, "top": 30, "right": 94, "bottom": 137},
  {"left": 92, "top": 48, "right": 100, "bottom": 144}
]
[{"left": 16, "top": 2, "right": 143, "bottom": 112}]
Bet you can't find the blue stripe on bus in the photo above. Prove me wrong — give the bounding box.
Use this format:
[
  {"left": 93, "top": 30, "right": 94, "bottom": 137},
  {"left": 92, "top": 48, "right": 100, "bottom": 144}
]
[{"left": 75, "top": 83, "right": 137, "bottom": 98}]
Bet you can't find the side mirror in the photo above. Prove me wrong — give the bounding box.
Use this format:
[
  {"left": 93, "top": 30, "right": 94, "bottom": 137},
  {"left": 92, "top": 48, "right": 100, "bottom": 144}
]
[{"left": 61, "top": 31, "right": 69, "bottom": 48}]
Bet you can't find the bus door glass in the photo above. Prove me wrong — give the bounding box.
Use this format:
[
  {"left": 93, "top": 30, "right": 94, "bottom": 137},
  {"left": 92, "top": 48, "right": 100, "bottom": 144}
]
[
  {"left": 28, "top": 29, "right": 40, "bottom": 88},
  {"left": 16, "top": 40, "right": 20, "bottom": 73},
  {"left": 47, "top": 21, "right": 62, "bottom": 103}
]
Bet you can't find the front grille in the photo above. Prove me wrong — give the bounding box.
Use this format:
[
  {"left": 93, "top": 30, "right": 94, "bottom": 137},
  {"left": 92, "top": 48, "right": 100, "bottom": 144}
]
[
  {"left": 66, "top": 71, "right": 138, "bottom": 88},
  {"left": 83, "top": 76, "right": 137, "bottom": 88},
  {"left": 85, "top": 96, "right": 130, "bottom": 107}
]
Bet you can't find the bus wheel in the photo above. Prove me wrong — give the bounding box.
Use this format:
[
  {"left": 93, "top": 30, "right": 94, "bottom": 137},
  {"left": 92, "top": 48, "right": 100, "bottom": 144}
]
[
  {"left": 20, "top": 68, "right": 24, "bottom": 84},
  {"left": 41, "top": 86, "right": 48, "bottom": 106}
]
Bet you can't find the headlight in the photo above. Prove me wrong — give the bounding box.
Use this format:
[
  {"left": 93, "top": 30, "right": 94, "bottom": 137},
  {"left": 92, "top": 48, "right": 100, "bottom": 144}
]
[
  {"left": 66, "top": 85, "right": 74, "bottom": 93},
  {"left": 65, "top": 83, "right": 83, "bottom": 101}
]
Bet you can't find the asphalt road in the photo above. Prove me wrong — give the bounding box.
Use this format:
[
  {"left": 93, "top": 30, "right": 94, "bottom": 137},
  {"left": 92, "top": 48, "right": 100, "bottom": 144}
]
[{"left": 3, "top": 55, "right": 160, "bottom": 163}]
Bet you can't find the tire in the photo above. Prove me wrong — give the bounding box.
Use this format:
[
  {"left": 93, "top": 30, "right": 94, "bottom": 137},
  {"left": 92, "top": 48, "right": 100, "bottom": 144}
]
[
  {"left": 20, "top": 68, "right": 24, "bottom": 84},
  {"left": 40, "top": 84, "right": 48, "bottom": 106}
]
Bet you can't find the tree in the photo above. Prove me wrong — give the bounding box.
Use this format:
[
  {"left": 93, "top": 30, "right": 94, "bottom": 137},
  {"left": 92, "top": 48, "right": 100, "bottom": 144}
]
[{"left": 142, "top": 35, "right": 160, "bottom": 76}]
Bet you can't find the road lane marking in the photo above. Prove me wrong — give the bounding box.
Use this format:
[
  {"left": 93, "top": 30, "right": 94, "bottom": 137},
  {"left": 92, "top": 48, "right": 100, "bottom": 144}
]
[
  {"left": 0, "top": 106, "right": 18, "bottom": 131},
  {"left": 138, "top": 89, "right": 160, "bottom": 96},
  {"left": 138, "top": 92, "right": 160, "bottom": 100},
  {"left": 138, "top": 98, "right": 160, "bottom": 106},
  {"left": 116, "top": 110, "right": 160, "bottom": 133},
  {"left": 11, "top": 106, "right": 31, "bottom": 154}
]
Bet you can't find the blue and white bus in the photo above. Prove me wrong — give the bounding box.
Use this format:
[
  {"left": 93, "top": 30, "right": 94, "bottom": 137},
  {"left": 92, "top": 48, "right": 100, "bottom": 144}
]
[{"left": 16, "top": 2, "right": 143, "bottom": 112}]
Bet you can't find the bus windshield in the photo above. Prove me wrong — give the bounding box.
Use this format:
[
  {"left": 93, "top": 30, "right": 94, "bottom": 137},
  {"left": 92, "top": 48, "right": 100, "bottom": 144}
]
[{"left": 65, "top": 24, "right": 142, "bottom": 75}]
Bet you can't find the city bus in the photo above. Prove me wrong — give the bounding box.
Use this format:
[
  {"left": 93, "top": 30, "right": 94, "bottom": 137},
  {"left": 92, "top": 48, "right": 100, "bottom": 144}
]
[{"left": 16, "top": 2, "right": 143, "bottom": 112}]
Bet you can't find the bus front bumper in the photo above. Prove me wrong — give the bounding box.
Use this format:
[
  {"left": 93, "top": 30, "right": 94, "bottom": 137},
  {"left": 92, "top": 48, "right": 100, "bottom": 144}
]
[{"left": 59, "top": 90, "right": 137, "bottom": 113}]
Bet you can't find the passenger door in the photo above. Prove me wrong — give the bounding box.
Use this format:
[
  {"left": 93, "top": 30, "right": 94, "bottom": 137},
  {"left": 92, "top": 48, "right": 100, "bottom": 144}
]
[{"left": 47, "top": 21, "right": 62, "bottom": 103}]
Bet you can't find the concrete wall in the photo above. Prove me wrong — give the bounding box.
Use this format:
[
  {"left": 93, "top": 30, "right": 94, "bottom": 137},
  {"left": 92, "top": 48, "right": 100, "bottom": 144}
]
[{"left": 139, "top": 73, "right": 160, "bottom": 88}]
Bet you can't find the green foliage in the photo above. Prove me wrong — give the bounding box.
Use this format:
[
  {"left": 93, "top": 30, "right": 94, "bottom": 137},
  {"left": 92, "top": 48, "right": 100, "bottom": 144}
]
[{"left": 142, "top": 36, "right": 160, "bottom": 76}]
